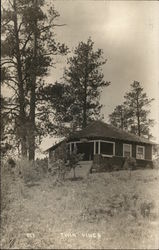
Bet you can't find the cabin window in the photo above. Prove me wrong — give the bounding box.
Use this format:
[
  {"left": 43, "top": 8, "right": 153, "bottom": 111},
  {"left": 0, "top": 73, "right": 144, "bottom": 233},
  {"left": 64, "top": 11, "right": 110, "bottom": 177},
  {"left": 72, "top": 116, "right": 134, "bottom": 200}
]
[
  {"left": 123, "top": 144, "right": 132, "bottom": 157},
  {"left": 100, "top": 141, "right": 114, "bottom": 156},
  {"left": 136, "top": 145, "right": 145, "bottom": 159}
]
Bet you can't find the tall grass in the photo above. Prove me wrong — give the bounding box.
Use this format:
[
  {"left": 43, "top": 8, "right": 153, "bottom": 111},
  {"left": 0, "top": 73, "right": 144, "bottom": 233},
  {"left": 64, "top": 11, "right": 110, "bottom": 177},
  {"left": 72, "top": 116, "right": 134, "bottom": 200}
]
[
  {"left": 1, "top": 157, "right": 47, "bottom": 210},
  {"left": 1, "top": 159, "right": 158, "bottom": 249}
]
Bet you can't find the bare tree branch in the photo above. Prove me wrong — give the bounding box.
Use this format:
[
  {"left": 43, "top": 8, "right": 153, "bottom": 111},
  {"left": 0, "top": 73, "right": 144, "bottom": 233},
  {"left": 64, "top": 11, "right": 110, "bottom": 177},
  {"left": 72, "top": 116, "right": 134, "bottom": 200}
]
[{"left": 40, "top": 23, "right": 66, "bottom": 33}]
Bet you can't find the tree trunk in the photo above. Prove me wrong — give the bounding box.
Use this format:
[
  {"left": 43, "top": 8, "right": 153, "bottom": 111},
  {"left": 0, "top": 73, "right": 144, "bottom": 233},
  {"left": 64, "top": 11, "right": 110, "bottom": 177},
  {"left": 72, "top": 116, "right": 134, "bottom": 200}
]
[
  {"left": 28, "top": 0, "right": 38, "bottom": 161},
  {"left": 73, "top": 167, "right": 76, "bottom": 179},
  {"left": 82, "top": 54, "right": 88, "bottom": 129},
  {"left": 136, "top": 94, "right": 141, "bottom": 136},
  {"left": 28, "top": 75, "right": 36, "bottom": 160},
  {"left": 121, "top": 109, "right": 124, "bottom": 130},
  {"left": 13, "top": 0, "right": 27, "bottom": 158},
  {"left": 83, "top": 94, "right": 87, "bottom": 128},
  {"left": 137, "top": 115, "right": 141, "bottom": 136},
  {"left": 21, "top": 135, "right": 27, "bottom": 157}
]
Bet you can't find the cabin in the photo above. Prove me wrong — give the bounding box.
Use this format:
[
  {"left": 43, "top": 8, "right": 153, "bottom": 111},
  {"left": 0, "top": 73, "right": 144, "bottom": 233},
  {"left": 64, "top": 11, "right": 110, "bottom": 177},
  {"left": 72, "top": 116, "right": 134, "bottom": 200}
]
[{"left": 47, "top": 121, "right": 155, "bottom": 171}]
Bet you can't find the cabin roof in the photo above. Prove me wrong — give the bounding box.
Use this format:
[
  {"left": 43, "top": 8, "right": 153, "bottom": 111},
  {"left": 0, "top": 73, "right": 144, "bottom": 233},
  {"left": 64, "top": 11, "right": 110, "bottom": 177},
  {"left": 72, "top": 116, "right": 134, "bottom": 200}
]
[
  {"left": 46, "top": 120, "right": 155, "bottom": 151},
  {"left": 69, "top": 120, "right": 155, "bottom": 144}
]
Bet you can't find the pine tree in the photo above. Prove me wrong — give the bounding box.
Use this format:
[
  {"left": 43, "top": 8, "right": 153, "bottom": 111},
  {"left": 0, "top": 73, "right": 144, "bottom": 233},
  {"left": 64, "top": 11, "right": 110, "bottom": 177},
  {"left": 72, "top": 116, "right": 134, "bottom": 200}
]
[
  {"left": 109, "top": 81, "right": 154, "bottom": 138},
  {"left": 124, "top": 81, "right": 154, "bottom": 138},
  {"left": 48, "top": 38, "right": 110, "bottom": 131},
  {"left": 109, "top": 105, "right": 130, "bottom": 130},
  {"left": 1, "top": 0, "right": 68, "bottom": 159}
]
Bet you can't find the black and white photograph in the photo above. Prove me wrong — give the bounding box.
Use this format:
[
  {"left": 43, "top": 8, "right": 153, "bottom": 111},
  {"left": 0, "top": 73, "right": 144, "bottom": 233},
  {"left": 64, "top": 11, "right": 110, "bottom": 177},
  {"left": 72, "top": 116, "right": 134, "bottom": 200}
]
[{"left": 1, "top": 0, "right": 159, "bottom": 249}]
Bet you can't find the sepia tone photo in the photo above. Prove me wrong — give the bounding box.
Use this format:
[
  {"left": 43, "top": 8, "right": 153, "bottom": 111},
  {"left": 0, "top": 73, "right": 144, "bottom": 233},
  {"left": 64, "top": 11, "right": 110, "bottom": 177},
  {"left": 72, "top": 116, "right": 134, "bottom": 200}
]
[{"left": 1, "top": 0, "right": 159, "bottom": 249}]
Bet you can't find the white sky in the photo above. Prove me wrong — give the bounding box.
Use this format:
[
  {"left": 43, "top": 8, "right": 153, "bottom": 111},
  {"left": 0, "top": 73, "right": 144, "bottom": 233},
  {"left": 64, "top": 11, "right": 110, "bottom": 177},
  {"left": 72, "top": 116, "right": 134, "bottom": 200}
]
[
  {"left": 2, "top": 1, "right": 159, "bottom": 153},
  {"left": 41, "top": 0, "right": 159, "bottom": 151}
]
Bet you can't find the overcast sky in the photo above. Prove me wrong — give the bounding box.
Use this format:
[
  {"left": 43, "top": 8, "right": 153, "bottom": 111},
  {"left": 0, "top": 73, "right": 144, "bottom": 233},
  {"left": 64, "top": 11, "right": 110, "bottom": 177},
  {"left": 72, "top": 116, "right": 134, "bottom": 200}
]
[
  {"left": 40, "top": 0, "right": 159, "bottom": 151},
  {"left": 2, "top": 1, "right": 158, "bottom": 152}
]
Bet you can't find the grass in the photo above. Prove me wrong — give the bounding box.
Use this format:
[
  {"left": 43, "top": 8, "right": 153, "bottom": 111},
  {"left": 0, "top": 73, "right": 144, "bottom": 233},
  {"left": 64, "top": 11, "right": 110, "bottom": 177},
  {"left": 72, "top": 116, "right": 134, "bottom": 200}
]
[{"left": 1, "top": 163, "right": 159, "bottom": 249}]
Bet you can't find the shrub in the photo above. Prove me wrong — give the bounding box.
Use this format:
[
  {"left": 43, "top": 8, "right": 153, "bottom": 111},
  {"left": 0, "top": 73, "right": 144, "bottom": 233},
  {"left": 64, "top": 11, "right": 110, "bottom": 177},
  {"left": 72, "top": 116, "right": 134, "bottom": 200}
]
[
  {"left": 16, "top": 158, "right": 41, "bottom": 185},
  {"left": 140, "top": 201, "right": 155, "bottom": 218},
  {"left": 153, "top": 157, "right": 159, "bottom": 169},
  {"left": 35, "top": 157, "right": 48, "bottom": 174},
  {"left": 7, "top": 157, "right": 16, "bottom": 169},
  {"left": 49, "top": 141, "right": 84, "bottom": 180},
  {"left": 1, "top": 164, "right": 13, "bottom": 211},
  {"left": 54, "top": 141, "right": 68, "bottom": 162},
  {"left": 123, "top": 157, "right": 137, "bottom": 170},
  {"left": 68, "top": 151, "right": 84, "bottom": 179},
  {"left": 112, "top": 164, "right": 120, "bottom": 171},
  {"left": 49, "top": 159, "right": 71, "bottom": 181}
]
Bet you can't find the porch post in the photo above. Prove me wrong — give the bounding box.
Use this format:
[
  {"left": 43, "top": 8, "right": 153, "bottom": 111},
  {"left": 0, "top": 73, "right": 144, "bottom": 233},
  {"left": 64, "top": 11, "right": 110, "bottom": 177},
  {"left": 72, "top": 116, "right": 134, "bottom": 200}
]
[
  {"left": 98, "top": 140, "right": 101, "bottom": 155},
  {"left": 94, "top": 141, "right": 96, "bottom": 155}
]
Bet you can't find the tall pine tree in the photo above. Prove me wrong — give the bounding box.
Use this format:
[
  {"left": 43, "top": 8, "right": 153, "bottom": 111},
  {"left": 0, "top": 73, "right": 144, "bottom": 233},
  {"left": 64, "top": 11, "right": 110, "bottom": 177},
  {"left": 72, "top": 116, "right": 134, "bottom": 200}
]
[
  {"left": 124, "top": 81, "right": 154, "bottom": 138},
  {"left": 109, "top": 105, "right": 131, "bottom": 130},
  {"left": 47, "top": 38, "right": 110, "bottom": 132},
  {"left": 1, "top": 0, "right": 68, "bottom": 159},
  {"left": 109, "top": 81, "right": 154, "bottom": 138}
]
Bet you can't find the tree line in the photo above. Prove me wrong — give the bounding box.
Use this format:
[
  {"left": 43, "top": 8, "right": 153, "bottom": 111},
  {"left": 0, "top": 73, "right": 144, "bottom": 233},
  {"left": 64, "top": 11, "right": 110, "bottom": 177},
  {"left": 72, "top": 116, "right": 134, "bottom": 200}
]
[
  {"left": 1, "top": 0, "right": 154, "bottom": 160},
  {"left": 109, "top": 81, "right": 154, "bottom": 139}
]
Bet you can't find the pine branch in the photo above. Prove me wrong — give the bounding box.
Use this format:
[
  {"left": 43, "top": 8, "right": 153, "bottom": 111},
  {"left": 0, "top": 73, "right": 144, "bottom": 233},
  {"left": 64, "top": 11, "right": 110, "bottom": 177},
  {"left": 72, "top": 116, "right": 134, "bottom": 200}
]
[
  {"left": 17, "top": 21, "right": 23, "bottom": 33},
  {"left": 2, "top": 106, "right": 19, "bottom": 117},
  {"left": 1, "top": 59, "right": 17, "bottom": 66},
  {"left": 9, "top": 0, "right": 14, "bottom": 8},
  {"left": 4, "top": 81, "right": 18, "bottom": 94},
  {"left": 20, "top": 32, "right": 33, "bottom": 53}
]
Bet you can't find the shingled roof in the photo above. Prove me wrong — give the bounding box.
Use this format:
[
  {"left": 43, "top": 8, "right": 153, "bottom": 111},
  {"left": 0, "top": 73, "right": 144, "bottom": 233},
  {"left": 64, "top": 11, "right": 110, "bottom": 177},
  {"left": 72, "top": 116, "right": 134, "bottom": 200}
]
[{"left": 68, "top": 120, "right": 155, "bottom": 145}]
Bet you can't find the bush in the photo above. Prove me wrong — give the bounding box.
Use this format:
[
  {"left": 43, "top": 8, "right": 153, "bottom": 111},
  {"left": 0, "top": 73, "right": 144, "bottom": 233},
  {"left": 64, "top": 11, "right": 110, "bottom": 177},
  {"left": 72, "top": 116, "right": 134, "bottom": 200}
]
[
  {"left": 35, "top": 157, "right": 48, "bottom": 174},
  {"left": 123, "top": 157, "right": 137, "bottom": 170},
  {"left": 54, "top": 141, "right": 68, "bottom": 162},
  {"left": 1, "top": 164, "right": 14, "bottom": 211},
  {"left": 68, "top": 152, "right": 84, "bottom": 179},
  {"left": 153, "top": 157, "right": 159, "bottom": 169},
  {"left": 16, "top": 158, "right": 41, "bottom": 185},
  {"left": 140, "top": 201, "right": 155, "bottom": 218},
  {"left": 7, "top": 157, "right": 16, "bottom": 168},
  {"left": 48, "top": 159, "right": 71, "bottom": 183}
]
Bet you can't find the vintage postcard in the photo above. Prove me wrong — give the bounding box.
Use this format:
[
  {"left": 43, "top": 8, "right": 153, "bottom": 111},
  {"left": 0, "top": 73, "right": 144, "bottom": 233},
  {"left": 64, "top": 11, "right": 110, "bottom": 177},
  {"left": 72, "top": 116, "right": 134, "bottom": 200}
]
[{"left": 1, "top": 0, "right": 159, "bottom": 249}]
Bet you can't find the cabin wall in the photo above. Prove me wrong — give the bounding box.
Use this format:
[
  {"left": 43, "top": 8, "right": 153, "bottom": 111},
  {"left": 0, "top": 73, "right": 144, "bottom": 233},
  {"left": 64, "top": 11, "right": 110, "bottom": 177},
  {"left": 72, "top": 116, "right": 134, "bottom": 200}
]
[
  {"left": 93, "top": 154, "right": 153, "bottom": 172},
  {"left": 92, "top": 140, "right": 153, "bottom": 172},
  {"left": 48, "top": 138, "right": 153, "bottom": 172},
  {"left": 136, "top": 159, "right": 153, "bottom": 169},
  {"left": 48, "top": 140, "right": 153, "bottom": 161},
  {"left": 132, "top": 143, "right": 136, "bottom": 158},
  {"left": 145, "top": 145, "right": 152, "bottom": 160},
  {"left": 102, "top": 139, "right": 152, "bottom": 161},
  {"left": 115, "top": 141, "right": 123, "bottom": 157},
  {"left": 49, "top": 149, "right": 54, "bottom": 161},
  {"left": 114, "top": 140, "right": 152, "bottom": 160}
]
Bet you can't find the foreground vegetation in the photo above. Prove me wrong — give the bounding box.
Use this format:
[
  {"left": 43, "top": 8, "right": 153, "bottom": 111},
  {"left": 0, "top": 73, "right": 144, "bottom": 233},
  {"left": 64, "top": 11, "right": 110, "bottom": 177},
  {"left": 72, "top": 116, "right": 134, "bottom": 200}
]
[{"left": 1, "top": 159, "right": 159, "bottom": 249}]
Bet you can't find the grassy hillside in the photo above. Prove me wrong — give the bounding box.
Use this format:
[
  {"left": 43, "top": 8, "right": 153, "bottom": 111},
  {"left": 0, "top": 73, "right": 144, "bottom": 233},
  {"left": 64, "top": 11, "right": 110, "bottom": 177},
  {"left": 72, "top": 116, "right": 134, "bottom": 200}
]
[{"left": 1, "top": 165, "right": 159, "bottom": 249}]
